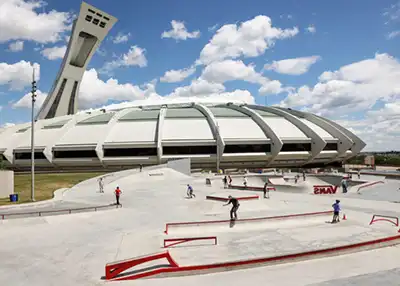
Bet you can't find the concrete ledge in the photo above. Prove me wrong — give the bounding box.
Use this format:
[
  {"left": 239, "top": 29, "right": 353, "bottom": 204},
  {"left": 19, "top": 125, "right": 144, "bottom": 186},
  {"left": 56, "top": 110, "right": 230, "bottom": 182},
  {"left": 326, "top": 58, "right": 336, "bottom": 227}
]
[
  {"left": 357, "top": 181, "right": 385, "bottom": 193},
  {"left": 107, "top": 234, "right": 400, "bottom": 281},
  {"left": 164, "top": 211, "right": 332, "bottom": 234},
  {"left": 206, "top": 195, "right": 259, "bottom": 202},
  {"left": 0, "top": 203, "right": 122, "bottom": 220}
]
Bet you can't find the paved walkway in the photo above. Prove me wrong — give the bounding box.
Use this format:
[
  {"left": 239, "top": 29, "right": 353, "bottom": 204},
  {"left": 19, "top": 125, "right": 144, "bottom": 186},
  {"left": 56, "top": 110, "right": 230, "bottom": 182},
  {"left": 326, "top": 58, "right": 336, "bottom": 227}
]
[{"left": 0, "top": 167, "right": 399, "bottom": 285}]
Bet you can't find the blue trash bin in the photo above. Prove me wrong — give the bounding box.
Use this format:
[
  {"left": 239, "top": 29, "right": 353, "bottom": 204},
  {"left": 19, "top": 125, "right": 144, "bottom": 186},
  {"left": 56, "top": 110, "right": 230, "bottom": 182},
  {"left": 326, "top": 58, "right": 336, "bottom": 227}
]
[{"left": 9, "top": 194, "right": 17, "bottom": 202}]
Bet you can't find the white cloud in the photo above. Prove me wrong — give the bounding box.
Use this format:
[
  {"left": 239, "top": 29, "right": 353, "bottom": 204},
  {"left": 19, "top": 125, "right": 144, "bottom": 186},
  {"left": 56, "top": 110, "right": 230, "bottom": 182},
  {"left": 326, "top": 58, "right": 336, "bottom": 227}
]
[
  {"left": 0, "top": 61, "right": 40, "bottom": 90},
  {"left": 169, "top": 79, "right": 225, "bottom": 98},
  {"left": 0, "top": 0, "right": 72, "bottom": 44},
  {"left": 78, "top": 68, "right": 147, "bottom": 108},
  {"left": 113, "top": 32, "right": 131, "bottom": 44},
  {"left": 305, "top": 25, "right": 316, "bottom": 34},
  {"left": 0, "top": 122, "right": 16, "bottom": 129},
  {"left": 161, "top": 20, "right": 200, "bottom": 41},
  {"left": 335, "top": 102, "right": 400, "bottom": 151},
  {"left": 8, "top": 41, "right": 24, "bottom": 52},
  {"left": 13, "top": 89, "right": 47, "bottom": 109},
  {"left": 279, "top": 53, "right": 400, "bottom": 117},
  {"left": 160, "top": 66, "right": 196, "bottom": 83},
  {"left": 199, "top": 15, "right": 299, "bottom": 65},
  {"left": 40, "top": 45, "right": 66, "bottom": 60},
  {"left": 200, "top": 59, "right": 285, "bottom": 94},
  {"left": 383, "top": 2, "right": 400, "bottom": 23},
  {"left": 100, "top": 45, "right": 147, "bottom": 74},
  {"left": 208, "top": 24, "right": 219, "bottom": 32},
  {"left": 264, "top": 55, "right": 321, "bottom": 75},
  {"left": 387, "top": 30, "right": 400, "bottom": 39}
]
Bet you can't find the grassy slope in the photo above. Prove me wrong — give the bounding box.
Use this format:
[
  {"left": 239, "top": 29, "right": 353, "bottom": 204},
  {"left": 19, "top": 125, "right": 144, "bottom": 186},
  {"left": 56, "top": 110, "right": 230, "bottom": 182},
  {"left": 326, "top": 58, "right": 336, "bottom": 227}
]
[{"left": 0, "top": 172, "right": 106, "bottom": 206}]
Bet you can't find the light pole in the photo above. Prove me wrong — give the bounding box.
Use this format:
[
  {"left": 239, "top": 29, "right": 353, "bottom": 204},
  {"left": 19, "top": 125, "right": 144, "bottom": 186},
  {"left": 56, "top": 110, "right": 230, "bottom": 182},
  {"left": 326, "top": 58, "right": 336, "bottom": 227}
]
[{"left": 31, "top": 67, "right": 37, "bottom": 202}]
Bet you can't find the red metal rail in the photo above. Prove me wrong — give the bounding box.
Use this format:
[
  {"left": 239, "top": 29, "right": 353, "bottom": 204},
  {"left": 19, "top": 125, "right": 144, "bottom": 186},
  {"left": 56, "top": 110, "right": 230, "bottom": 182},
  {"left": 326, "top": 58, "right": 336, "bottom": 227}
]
[
  {"left": 105, "top": 251, "right": 178, "bottom": 280},
  {"left": 106, "top": 234, "right": 400, "bottom": 281},
  {"left": 0, "top": 204, "right": 122, "bottom": 220},
  {"left": 229, "top": 185, "right": 276, "bottom": 191},
  {"left": 369, "top": 214, "right": 399, "bottom": 227},
  {"left": 164, "top": 210, "right": 332, "bottom": 234},
  {"left": 206, "top": 195, "right": 259, "bottom": 202},
  {"left": 164, "top": 236, "right": 217, "bottom": 248}
]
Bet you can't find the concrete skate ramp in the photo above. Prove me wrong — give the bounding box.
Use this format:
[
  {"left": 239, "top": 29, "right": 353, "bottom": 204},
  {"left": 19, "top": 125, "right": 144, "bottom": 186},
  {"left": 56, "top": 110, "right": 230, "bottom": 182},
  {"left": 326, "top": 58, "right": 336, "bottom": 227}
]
[
  {"left": 164, "top": 211, "right": 332, "bottom": 234},
  {"left": 105, "top": 234, "right": 400, "bottom": 281}
]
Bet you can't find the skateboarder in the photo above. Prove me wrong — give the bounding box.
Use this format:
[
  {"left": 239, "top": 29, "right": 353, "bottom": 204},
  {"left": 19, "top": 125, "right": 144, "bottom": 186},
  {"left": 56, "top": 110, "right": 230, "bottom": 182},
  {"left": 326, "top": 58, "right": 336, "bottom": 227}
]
[
  {"left": 331, "top": 200, "right": 341, "bottom": 223},
  {"left": 187, "top": 184, "right": 195, "bottom": 198},
  {"left": 228, "top": 175, "right": 232, "bottom": 186},
  {"left": 114, "top": 186, "right": 122, "bottom": 205},
  {"left": 263, "top": 181, "right": 269, "bottom": 199},
  {"left": 224, "top": 195, "right": 240, "bottom": 220}
]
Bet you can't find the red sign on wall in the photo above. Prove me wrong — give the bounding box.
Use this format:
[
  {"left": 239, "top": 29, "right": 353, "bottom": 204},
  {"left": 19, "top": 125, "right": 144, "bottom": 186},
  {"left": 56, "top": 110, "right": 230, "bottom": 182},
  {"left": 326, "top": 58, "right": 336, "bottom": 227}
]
[{"left": 313, "top": 185, "right": 338, "bottom": 195}]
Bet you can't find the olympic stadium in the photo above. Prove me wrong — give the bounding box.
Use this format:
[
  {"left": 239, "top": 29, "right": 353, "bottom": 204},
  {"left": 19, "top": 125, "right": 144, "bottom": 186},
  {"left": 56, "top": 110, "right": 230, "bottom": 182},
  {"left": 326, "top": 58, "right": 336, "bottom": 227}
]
[{"left": 0, "top": 1, "right": 365, "bottom": 171}]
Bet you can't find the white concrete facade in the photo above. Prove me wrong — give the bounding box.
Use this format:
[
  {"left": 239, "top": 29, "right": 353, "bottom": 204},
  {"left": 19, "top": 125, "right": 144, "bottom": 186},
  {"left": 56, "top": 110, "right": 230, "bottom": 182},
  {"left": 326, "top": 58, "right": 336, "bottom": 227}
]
[
  {"left": 0, "top": 102, "right": 366, "bottom": 171},
  {"left": 36, "top": 2, "right": 117, "bottom": 120}
]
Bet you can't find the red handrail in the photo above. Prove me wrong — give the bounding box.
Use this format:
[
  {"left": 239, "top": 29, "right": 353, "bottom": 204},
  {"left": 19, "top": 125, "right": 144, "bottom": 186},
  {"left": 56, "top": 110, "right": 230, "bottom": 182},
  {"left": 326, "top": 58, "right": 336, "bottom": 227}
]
[
  {"left": 105, "top": 251, "right": 178, "bottom": 280},
  {"left": 369, "top": 214, "right": 399, "bottom": 227},
  {"left": 164, "top": 210, "right": 332, "bottom": 234},
  {"left": 164, "top": 236, "right": 217, "bottom": 248}
]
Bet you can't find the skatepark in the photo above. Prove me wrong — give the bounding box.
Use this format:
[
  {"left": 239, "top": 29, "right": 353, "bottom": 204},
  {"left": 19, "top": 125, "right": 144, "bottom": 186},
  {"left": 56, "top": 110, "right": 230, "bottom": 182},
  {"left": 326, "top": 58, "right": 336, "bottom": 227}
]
[{"left": 1, "top": 161, "right": 400, "bottom": 285}]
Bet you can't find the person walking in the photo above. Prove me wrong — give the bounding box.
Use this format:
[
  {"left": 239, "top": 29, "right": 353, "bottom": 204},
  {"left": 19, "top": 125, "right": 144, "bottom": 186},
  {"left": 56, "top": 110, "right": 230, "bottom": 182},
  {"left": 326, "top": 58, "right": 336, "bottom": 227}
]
[
  {"left": 223, "top": 176, "right": 228, "bottom": 189},
  {"left": 302, "top": 170, "right": 306, "bottom": 181},
  {"left": 263, "top": 181, "right": 269, "bottom": 199},
  {"left": 139, "top": 164, "right": 143, "bottom": 172},
  {"left": 224, "top": 195, "right": 240, "bottom": 220},
  {"left": 114, "top": 186, "right": 122, "bottom": 205},
  {"left": 243, "top": 176, "right": 248, "bottom": 188},
  {"left": 228, "top": 175, "right": 232, "bottom": 186},
  {"left": 331, "top": 200, "right": 341, "bottom": 223},
  {"left": 187, "top": 184, "right": 195, "bottom": 198}
]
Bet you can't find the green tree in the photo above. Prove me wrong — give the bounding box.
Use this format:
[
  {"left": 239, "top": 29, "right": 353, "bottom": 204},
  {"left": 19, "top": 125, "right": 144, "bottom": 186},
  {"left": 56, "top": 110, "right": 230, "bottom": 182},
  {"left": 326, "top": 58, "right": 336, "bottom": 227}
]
[{"left": 0, "top": 156, "right": 6, "bottom": 170}]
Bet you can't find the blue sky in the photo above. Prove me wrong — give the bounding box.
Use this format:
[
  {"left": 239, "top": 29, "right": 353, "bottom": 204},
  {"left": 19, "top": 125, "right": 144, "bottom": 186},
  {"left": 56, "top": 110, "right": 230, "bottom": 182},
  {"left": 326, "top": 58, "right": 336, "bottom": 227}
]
[{"left": 0, "top": 0, "right": 399, "bottom": 151}]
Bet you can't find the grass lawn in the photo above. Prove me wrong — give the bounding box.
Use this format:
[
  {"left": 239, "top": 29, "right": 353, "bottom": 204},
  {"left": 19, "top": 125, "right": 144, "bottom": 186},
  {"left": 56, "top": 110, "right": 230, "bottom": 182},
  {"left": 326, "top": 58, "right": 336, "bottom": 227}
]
[{"left": 0, "top": 172, "right": 106, "bottom": 206}]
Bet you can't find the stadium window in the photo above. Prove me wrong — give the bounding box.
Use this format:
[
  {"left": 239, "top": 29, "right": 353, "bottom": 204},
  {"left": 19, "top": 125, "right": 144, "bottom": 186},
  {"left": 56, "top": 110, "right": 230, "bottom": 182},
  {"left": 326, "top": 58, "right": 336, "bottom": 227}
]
[
  {"left": 92, "top": 18, "right": 100, "bottom": 25},
  {"left": 323, "top": 143, "right": 338, "bottom": 151},
  {"left": 53, "top": 150, "right": 98, "bottom": 159},
  {"left": 15, "top": 152, "right": 47, "bottom": 160},
  {"left": 85, "top": 15, "right": 92, "bottom": 22},
  {"left": 96, "top": 13, "right": 102, "bottom": 17},
  {"left": 280, "top": 143, "right": 312, "bottom": 152},
  {"left": 103, "top": 148, "right": 157, "bottom": 157},
  {"left": 224, "top": 144, "right": 271, "bottom": 153},
  {"left": 99, "top": 22, "right": 106, "bottom": 28},
  {"left": 88, "top": 9, "right": 95, "bottom": 14},
  {"left": 103, "top": 16, "right": 110, "bottom": 21},
  {"left": 163, "top": 145, "right": 216, "bottom": 155}
]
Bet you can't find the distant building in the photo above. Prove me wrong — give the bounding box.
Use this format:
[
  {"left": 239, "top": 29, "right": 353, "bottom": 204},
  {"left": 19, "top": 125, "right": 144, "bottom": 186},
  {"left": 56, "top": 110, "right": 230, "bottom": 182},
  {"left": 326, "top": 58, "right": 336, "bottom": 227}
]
[{"left": 364, "top": 155, "right": 375, "bottom": 167}]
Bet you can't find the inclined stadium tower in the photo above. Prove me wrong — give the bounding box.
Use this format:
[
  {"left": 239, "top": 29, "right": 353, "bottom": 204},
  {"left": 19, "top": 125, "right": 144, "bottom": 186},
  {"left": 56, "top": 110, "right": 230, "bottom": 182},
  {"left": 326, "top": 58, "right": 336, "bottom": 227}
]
[{"left": 0, "top": 2, "right": 366, "bottom": 172}]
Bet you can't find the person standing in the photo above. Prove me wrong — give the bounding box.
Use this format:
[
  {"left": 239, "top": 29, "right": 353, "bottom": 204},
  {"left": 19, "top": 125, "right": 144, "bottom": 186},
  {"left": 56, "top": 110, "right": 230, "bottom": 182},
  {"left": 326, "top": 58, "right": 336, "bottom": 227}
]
[
  {"left": 228, "top": 175, "right": 232, "bottom": 186},
  {"left": 114, "top": 186, "right": 122, "bottom": 205},
  {"left": 263, "top": 181, "right": 269, "bottom": 199},
  {"left": 139, "top": 164, "right": 143, "bottom": 172},
  {"left": 331, "top": 200, "right": 341, "bottom": 223},
  {"left": 224, "top": 195, "right": 240, "bottom": 220},
  {"left": 243, "top": 176, "right": 248, "bottom": 188},
  {"left": 357, "top": 170, "right": 360, "bottom": 179},
  {"left": 223, "top": 176, "right": 228, "bottom": 189},
  {"left": 302, "top": 170, "right": 306, "bottom": 181},
  {"left": 98, "top": 177, "right": 104, "bottom": 193},
  {"left": 187, "top": 184, "right": 195, "bottom": 198}
]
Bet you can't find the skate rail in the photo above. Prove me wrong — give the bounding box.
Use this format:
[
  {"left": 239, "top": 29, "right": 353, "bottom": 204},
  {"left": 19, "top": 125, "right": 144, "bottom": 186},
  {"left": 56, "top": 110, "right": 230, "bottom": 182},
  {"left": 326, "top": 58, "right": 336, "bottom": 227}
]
[
  {"left": 105, "top": 251, "right": 178, "bottom": 280},
  {"left": 164, "top": 236, "right": 217, "bottom": 248},
  {"left": 105, "top": 234, "right": 400, "bottom": 281},
  {"left": 228, "top": 185, "right": 276, "bottom": 191},
  {"left": 206, "top": 195, "right": 259, "bottom": 202},
  {"left": 356, "top": 181, "right": 384, "bottom": 193},
  {"left": 164, "top": 210, "right": 332, "bottom": 234},
  {"left": 369, "top": 214, "right": 399, "bottom": 227},
  {"left": 0, "top": 204, "right": 122, "bottom": 220}
]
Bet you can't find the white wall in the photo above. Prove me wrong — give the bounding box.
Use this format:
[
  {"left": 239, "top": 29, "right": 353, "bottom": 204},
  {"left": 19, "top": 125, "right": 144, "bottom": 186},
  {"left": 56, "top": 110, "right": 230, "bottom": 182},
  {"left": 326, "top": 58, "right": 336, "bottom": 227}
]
[{"left": 0, "top": 170, "right": 14, "bottom": 198}]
